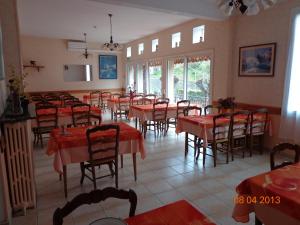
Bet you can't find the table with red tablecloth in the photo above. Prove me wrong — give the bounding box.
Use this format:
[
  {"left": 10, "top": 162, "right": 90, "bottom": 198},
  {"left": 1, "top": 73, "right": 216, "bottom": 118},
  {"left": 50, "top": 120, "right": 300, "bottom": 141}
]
[
  {"left": 47, "top": 122, "right": 145, "bottom": 197},
  {"left": 125, "top": 200, "right": 216, "bottom": 225},
  {"left": 232, "top": 163, "right": 300, "bottom": 225}
]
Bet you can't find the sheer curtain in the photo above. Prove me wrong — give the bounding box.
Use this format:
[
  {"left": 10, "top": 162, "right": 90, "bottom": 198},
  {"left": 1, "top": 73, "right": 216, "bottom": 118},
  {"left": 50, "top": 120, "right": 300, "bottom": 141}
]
[{"left": 280, "top": 9, "right": 300, "bottom": 143}]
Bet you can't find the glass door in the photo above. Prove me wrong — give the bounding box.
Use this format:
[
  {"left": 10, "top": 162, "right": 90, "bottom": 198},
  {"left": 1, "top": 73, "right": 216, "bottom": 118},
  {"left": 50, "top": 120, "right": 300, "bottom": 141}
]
[
  {"left": 186, "top": 56, "right": 211, "bottom": 107},
  {"left": 136, "top": 64, "right": 144, "bottom": 94},
  {"left": 167, "top": 58, "right": 185, "bottom": 103},
  {"left": 126, "top": 64, "right": 135, "bottom": 92},
  {"left": 148, "top": 61, "right": 162, "bottom": 95}
]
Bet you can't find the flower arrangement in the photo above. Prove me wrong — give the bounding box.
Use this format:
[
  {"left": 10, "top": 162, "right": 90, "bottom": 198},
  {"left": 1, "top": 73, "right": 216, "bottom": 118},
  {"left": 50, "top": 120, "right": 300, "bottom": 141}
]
[
  {"left": 217, "top": 97, "right": 236, "bottom": 109},
  {"left": 7, "top": 65, "right": 27, "bottom": 96}
]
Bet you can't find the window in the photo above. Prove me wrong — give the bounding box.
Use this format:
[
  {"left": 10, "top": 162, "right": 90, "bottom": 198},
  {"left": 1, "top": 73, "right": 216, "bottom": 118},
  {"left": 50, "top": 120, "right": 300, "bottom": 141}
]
[
  {"left": 287, "top": 14, "right": 300, "bottom": 112},
  {"left": 85, "top": 65, "right": 91, "bottom": 81},
  {"left": 126, "top": 64, "right": 135, "bottom": 90},
  {"left": 152, "top": 39, "right": 159, "bottom": 52},
  {"left": 193, "top": 25, "right": 205, "bottom": 44},
  {"left": 172, "top": 32, "right": 181, "bottom": 48},
  {"left": 148, "top": 61, "right": 162, "bottom": 95},
  {"left": 138, "top": 43, "right": 144, "bottom": 55},
  {"left": 167, "top": 55, "right": 212, "bottom": 107},
  {"left": 127, "top": 47, "right": 131, "bottom": 58}
]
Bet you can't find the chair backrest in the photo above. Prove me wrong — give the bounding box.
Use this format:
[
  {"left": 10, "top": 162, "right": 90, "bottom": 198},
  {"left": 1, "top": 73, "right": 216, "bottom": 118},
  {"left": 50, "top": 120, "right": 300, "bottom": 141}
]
[
  {"left": 270, "top": 143, "right": 300, "bottom": 170},
  {"left": 231, "top": 110, "right": 250, "bottom": 139},
  {"left": 31, "top": 94, "right": 43, "bottom": 102},
  {"left": 89, "top": 91, "right": 100, "bottom": 105},
  {"left": 212, "top": 113, "right": 231, "bottom": 143},
  {"left": 183, "top": 106, "right": 202, "bottom": 116},
  {"left": 36, "top": 104, "right": 58, "bottom": 129},
  {"left": 118, "top": 96, "right": 130, "bottom": 111},
  {"left": 141, "top": 97, "right": 152, "bottom": 105},
  {"left": 71, "top": 103, "right": 91, "bottom": 127},
  {"left": 101, "top": 91, "right": 111, "bottom": 100},
  {"left": 250, "top": 108, "right": 268, "bottom": 136},
  {"left": 45, "top": 94, "right": 61, "bottom": 102},
  {"left": 86, "top": 125, "right": 120, "bottom": 162},
  {"left": 145, "top": 94, "right": 156, "bottom": 100},
  {"left": 204, "top": 104, "right": 221, "bottom": 115},
  {"left": 157, "top": 97, "right": 170, "bottom": 103},
  {"left": 153, "top": 101, "right": 168, "bottom": 121},
  {"left": 53, "top": 187, "right": 137, "bottom": 225},
  {"left": 111, "top": 93, "right": 121, "bottom": 99},
  {"left": 177, "top": 100, "right": 191, "bottom": 118},
  {"left": 131, "top": 94, "right": 144, "bottom": 105}
]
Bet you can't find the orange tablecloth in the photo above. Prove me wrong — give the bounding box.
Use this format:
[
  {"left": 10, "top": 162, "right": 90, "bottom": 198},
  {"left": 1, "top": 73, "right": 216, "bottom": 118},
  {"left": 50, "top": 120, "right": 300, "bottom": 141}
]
[
  {"left": 125, "top": 200, "right": 216, "bottom": 225},
  {"left": 232, "top": 163, "right": 300, "bottom": 223},
  {"left": 129, "top": 104, "right": 181, "bottom": 122},
  {"left": 47, "top": 122, "right": 146, "bottom": 173},
  {"left": 176, "top": 114, "right": 272, "bottom": 148}
]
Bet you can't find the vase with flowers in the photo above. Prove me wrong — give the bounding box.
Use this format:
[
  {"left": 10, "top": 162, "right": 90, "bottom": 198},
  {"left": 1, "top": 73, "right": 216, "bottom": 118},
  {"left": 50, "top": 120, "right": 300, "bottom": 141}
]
[
  {"left": 217, "top": 97, "right": 236, "bottom": 113},
  {"left": 5, "top": 66, "right": 28, "bottom": 117}
]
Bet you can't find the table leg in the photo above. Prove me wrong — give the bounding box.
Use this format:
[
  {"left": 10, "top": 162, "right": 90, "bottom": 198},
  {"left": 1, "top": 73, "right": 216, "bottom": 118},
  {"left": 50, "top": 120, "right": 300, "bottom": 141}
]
[
  {"left": 185, "top": 132, "right": 188, "bottom": 157},
  {"left": 132, "top": 153, "right": 137, "bottom": 181},
  {"left": 63, "top": 165, "right": 68, "bottom": 198},
  {"left": 135, "top": 117, "right": 138, "bottom": 129},
  {"left": 111, "top": 109, "right": 113, "bottom": 120}
]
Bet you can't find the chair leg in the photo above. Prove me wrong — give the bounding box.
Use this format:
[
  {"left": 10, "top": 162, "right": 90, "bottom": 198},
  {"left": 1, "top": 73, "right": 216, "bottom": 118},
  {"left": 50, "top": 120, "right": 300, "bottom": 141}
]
[
  {"left": 120, "top": 154, "right": 123, "bottom": 168},
  {"left": 213, "top": 143, "right": 217, "bottom": 167},
  {"left": 80, "top": 162, "right": 85, "bottom": 185},
  {"left": 108, "top": 163, "right": 114, "bottom": 177},
  {"left": 92, "top": 166, "right": 97, "bottom": 190},
  {"left": 115, "top": 161, "right": 118, "bottom": 189},
  {"left": 40, "top": 134, "right": 44, "bottom": 148},
  {"left": 143, "top": 122, "right": 147, "bottom": 139}
]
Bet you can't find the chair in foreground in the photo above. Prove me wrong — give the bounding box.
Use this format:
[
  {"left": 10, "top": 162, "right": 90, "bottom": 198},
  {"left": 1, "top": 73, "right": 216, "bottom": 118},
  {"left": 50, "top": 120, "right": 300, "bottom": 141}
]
[
  {"left": 53, "top": 187, "right": 137, "bottom": 225},
  {"left": 270, "top": 143, "right": 300, "bottom": 170},
  {"left": 80, "top": 125, "right": 120, "bottom": 189}
]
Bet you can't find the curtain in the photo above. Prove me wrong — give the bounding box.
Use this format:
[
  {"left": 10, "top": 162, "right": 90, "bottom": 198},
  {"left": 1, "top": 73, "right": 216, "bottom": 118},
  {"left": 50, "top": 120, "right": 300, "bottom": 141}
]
[
  {"left": 279, "top": 10, "right": 300, "bottom": 144},
  {"left": 188, "top": 55, "right": 211, "bottom": 63}
]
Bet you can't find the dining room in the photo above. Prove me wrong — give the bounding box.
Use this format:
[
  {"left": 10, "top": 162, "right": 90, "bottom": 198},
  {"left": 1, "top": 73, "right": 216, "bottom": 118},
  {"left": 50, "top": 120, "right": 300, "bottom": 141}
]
[{"left": 1, "top": 0, "right": 300, "bottom": 225}]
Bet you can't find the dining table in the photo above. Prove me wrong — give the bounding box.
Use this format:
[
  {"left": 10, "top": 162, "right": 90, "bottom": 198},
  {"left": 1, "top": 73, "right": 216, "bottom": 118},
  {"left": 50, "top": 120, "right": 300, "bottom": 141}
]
[
  {"left": 46, "top": 122, "right": 146, "bottom": 197},
  {"left": 176, "top": 114, "right": 271, "bottom": 157},
  {"left": 232, "top": 162, "right": 300, "bottom": 225},
  {"left": 124, "top": 200, "right": 216, "bottom": 225}
]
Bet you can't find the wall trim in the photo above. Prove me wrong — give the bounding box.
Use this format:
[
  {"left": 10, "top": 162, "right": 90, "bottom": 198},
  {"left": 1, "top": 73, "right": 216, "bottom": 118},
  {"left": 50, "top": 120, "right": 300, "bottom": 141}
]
[{"left": 27, "top": 88, "right": 125, "bottom": 95}]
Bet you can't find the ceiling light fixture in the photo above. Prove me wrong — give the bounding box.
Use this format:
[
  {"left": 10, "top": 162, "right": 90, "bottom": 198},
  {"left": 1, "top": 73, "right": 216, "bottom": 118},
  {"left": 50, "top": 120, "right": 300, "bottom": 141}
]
[
  {"left": 218, "top": 0, "right": 278, "bottom": 16},
  {"left": 83, "top": 33, "right": 90, "bottom": 59},
  {"left": 103, "top": 14, "right": 122, "bottom": 51}
]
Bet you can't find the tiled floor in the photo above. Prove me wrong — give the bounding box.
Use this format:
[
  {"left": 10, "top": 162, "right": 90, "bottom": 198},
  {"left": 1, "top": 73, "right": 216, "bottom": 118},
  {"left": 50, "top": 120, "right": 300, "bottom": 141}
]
[{"left": 11, "top": 112, "right": 270, "bottom": 225}]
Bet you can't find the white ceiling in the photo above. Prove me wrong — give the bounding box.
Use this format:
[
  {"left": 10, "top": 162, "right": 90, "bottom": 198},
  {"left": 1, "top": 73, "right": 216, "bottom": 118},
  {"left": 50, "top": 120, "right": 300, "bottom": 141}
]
[{"left": 17, "top": 0, "right": 225, "bottom": 44}]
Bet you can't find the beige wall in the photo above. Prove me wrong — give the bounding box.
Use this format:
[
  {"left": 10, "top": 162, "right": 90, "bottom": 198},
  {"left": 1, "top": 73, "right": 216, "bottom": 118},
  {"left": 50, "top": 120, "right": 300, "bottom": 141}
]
[
  {"left": 21, "top": 36, "right": 125, "bottom": 92},
  {"left": 231, "top": 0, "right": 300, "bottom": 147},
  {"left": 124, "top": 18, "right": 234, "bottom": 100}
]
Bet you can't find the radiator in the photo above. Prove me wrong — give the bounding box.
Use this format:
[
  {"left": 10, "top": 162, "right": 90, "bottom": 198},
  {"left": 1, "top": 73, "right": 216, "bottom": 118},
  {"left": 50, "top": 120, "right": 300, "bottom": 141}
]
[{"left": 3, "top": 120, "right": 36, "bottom": 212}]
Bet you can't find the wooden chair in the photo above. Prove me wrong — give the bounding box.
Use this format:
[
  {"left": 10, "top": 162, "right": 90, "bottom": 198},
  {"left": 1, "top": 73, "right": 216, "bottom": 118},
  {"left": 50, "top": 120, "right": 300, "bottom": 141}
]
[
  {"left": 71, "top": 103, "right": 91, "bottom": 127},
  {"left": 204, "top": 104, "right": 221, "bottom": 115},
  {"left": 131, "top": 94, "right": 143, "bottom": 105},
  {"left": 45, "top": 94, "right": 61, "bottom": 102},
  {"left": 35, "top": 104, "right": 58, "bottom": 147},
  {"left": 168, "top": 100, "right": 190, "bottom": 129},
  {"left": 53, "top": 187, "right": 137, "bottom": 225},
  {"left": 62, "top": 95, "right": 80, "bottom": 107},
  {"left": 80, "top": 125, "right": 120, "bottom": 189},
  {"left": 30, "top": 94, "right": 43, "bottom": 102},
  {"left": 182, "top": 105, "right": 202, "bottom": 158},
  {"left": 142, "top": 101, "right": 168, "bottom": 138},
  {"left": 144, "top": 94, "right": 156, "bottom": 101},
  {"left": 270, "top": 143, "right": 300, "bottom": 170},
  {"left": 230, "top": 111, "right": 250, "bottom": 160},
  {"left": 114, "top": 96, "right": 130, "bottom": 121},
  {"left": 100, "top": 91, "right": 111, "bottom": 109},
  {"left": 156, "top": 97, "right": 170, "bottom": 103},
  {"left": 183, "top": 105, "right": 202, "bottom": 116},
  {"left": 197, "top": 113, "right": 231, "bottom": 167},
  {"left": 89, "top": 91, "right": 100, "bottom": 106},
  {"left": 249, "top": 108, "right": 268, "bottom": 156}
]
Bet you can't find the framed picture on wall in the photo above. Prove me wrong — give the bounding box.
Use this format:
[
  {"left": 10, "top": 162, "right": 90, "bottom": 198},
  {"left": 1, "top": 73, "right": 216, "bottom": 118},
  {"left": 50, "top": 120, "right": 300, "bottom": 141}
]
[
  {"left": 239, "top": 43, "right": 276, "bottom": 77},
  {"left": 99, "top": 55, "right": 117, "bottom": 79}
]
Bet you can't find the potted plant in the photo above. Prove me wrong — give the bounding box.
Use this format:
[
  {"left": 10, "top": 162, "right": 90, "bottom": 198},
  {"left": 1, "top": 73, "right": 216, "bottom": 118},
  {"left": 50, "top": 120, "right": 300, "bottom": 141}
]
[
  {"left": 6, "top": 66, "right": 28, "bottom": 116},
  {"left": 217, "top": 97, "right": 236, "bottom": 112}
]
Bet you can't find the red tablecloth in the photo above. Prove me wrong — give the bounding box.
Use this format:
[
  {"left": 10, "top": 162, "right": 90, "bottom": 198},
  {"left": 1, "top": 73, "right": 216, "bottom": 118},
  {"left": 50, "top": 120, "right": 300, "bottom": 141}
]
[
  {"left": 47, "top": 122, "right": 146, "bottom": 173},
  {"left": 232, "top": 163, "right": 300, "bottom": 223},
  {"left": 36, "top": 106, "right": 101, "bottom": 116},
  {"left": 125, "top": 200, "right": 216, "bottom": 225}
]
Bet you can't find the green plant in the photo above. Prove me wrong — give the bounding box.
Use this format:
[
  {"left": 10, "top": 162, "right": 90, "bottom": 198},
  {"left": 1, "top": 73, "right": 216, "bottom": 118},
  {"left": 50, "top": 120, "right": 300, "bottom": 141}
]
[{"left": 7, "top": 65, "right": 27, "bottom": 96}]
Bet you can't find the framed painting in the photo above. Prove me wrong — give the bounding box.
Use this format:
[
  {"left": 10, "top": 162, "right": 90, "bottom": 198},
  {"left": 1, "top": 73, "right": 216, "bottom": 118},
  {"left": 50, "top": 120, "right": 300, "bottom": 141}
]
[
  {"left": 99, "top": 55, "right": 117, "bottom": 79},
  {"left": 239, "top": 43, "right": 276, "bottom": 77}
]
